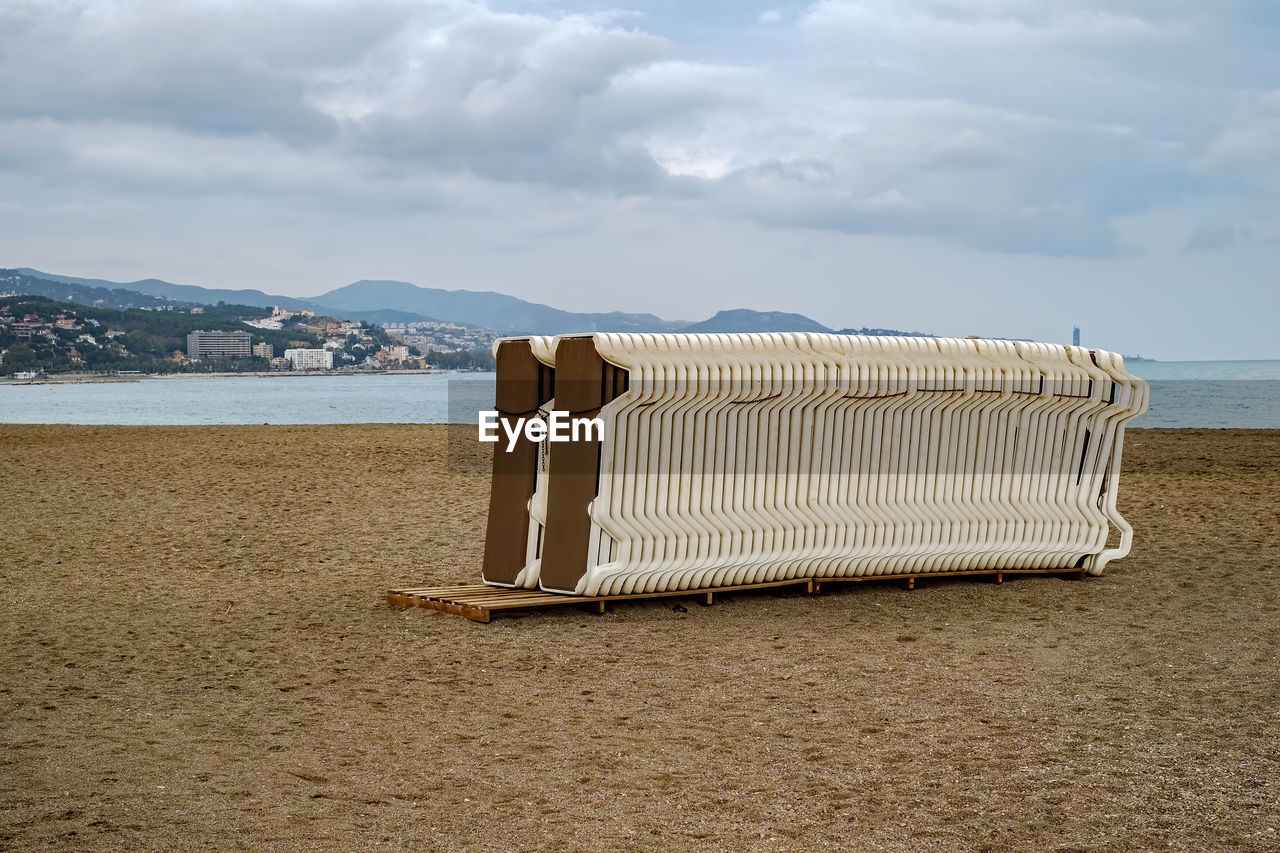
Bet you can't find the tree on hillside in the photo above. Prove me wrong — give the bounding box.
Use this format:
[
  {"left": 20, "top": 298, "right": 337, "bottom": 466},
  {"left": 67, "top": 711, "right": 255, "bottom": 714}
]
[{"left": 1, "top": 342, "right": 37, "bottom": 372}]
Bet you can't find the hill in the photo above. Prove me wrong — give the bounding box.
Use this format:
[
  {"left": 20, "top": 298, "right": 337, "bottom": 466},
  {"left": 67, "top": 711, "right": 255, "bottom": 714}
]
[
  {"left": 681, "top": 309, "right": 833, "bottom": 333},
  {"left": 314, "top": 279, "right": 678, "bottom": 335},
  {"left": 2, "top": 269, "right": 188, "bottom": 311},
  {"left": 16, "top": 268, "right": 317, "bottom": 313},
  {"left": 0, "top": 294, "right": 323, "bottom": 375},
  {"left": 10, "top": 268, "right": 926, "bottom": 338}
]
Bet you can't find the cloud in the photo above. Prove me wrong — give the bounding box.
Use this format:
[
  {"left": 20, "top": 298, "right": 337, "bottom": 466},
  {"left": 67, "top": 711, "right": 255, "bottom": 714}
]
[
  {"left": 0, "top": 0, "right": 1275, "bottom": 266},
  {"left": 1185, "top": 222, "right": 1250, "bottom": 251},
  {"left": 799, "top": 0, "right": 1169, "bottom": 47},
  {"left": 1195, "top": 90, "right": 1280, "bottom": 183},
  {"left": 338, "top": 18, "right": 752, "bottom": 191},
  {"left": 0, "top": 0, "right": 419, "bottom": 140},
  {"left": 924, "top": 129, "right": 1019, "bottom": 172}
]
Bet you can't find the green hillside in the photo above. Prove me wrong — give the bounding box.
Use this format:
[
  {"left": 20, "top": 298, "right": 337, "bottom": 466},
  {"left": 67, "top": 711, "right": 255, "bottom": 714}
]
[{"left": 0, "top": 295, "right": 320, "bottom": 375}]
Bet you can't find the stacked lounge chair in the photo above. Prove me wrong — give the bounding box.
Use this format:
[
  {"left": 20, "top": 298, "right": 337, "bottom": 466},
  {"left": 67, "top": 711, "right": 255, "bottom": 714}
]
[{"left": 481, "top": 333, "right": 1148, "bottom": 597}]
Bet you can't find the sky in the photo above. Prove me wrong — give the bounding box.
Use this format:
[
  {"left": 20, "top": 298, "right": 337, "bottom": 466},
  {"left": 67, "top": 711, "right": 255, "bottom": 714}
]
[{"left": 2, "top": 0, "right": 1278, "bottom": 359}]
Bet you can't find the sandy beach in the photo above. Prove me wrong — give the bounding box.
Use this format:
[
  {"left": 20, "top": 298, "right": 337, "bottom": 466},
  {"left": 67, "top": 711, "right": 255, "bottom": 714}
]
[{"left": 1, "top": 424, "right": 1277, "bottom": 851}]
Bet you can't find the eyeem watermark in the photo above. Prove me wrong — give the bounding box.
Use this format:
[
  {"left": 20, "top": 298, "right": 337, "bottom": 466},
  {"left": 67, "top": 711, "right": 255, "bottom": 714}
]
[{"left": 479, "top": 410, "right": 605, "bottom": 452}]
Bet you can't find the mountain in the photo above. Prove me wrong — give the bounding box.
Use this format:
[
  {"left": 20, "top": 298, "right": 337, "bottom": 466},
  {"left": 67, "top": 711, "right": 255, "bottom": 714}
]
[
  {"left": 16, "top": 269, "right": 676, "bottom": 333},
  {"left": 16, "top": 268, "right": 318, "bottom": 313},
  {"left": 1, "top": 269, "right": 185, "bottom": 311},
  {"left": 10, "top": 267, "right": 920, "bottom": 337},
  {"left": 312, "top": 279, "right": 681, "bottom": 335},
  {"left": 681, "top": 309, "right": 833, "bottom": 334}
]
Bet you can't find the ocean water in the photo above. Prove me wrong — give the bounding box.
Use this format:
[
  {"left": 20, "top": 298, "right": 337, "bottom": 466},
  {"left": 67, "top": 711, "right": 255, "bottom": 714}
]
[
  {"left": 1128, "top": 361, "right": 1280, "bottom": 428},
  {"left": 0, "top": 373, "right": 487, "bottom": 425},
  {"left": 0, "top": 361, "right": 1278, "bottom": 427}
]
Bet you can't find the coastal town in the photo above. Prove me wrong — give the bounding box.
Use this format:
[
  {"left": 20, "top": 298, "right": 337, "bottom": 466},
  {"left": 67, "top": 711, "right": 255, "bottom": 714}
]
[{"left": 0, "top": 296, "right": 497, "bottom": 378}]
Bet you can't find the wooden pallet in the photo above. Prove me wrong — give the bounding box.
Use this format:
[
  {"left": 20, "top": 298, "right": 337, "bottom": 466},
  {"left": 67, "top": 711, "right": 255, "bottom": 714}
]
[{"left": 388, "top": 569, "right": 1087, "bottom": 622}]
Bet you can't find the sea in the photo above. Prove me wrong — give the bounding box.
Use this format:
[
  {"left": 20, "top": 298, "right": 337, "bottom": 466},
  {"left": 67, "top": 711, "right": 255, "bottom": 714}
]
[{"left": 0, "top": 361, "right": 1278, "bottom": 428}]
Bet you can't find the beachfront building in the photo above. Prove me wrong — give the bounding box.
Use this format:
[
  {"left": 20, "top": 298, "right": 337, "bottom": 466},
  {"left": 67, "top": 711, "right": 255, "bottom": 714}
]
[
  {"left": 187, "top": 330, "right": 251, "bottom": 359},
  {"left": 252, "top": 342, "right": 274, "bottom": 359},
  {"left": 284, "top": 348, "right": 333, "bottom": 370}
]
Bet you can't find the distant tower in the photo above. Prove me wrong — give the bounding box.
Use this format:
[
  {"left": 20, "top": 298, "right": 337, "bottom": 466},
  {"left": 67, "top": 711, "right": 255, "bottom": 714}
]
[{"left": 1072, "top": 326, "right": 1080, "bottom": 347}]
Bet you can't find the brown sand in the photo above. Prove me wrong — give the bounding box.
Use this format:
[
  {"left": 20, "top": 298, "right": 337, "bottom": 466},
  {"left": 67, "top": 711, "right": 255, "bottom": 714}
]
[{"left": 1, "top": 425, "right": 1277, "bottom": 851}]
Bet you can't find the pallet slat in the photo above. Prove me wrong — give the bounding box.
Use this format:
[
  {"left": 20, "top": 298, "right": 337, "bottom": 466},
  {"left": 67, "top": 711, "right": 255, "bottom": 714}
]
[{"left": 388, "top": 571, "right": 1083, "bottom": 623}]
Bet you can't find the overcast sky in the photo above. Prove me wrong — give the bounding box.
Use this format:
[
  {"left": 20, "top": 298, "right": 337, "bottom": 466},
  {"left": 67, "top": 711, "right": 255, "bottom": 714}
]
[{"left": 2, "top": 1, "right": 1278, "bottom": 359}]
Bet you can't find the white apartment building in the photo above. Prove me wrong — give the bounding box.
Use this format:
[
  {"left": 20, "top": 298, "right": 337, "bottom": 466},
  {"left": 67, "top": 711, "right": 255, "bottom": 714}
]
[
  {"left": 284, "top": 348, "right": 334, "bottom": 370},
  {"left": 187, "top": 330, "right": 251, "bottom": 359}
]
